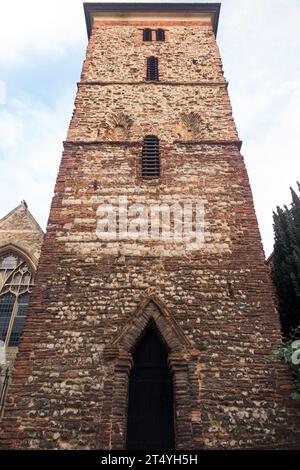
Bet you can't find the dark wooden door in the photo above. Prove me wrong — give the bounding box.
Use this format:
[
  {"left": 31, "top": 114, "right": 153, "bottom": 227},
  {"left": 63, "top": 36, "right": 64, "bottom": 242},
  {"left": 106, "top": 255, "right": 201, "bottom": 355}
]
[{"left": 126, "top": 324, "right": 175, "bottom": 450}]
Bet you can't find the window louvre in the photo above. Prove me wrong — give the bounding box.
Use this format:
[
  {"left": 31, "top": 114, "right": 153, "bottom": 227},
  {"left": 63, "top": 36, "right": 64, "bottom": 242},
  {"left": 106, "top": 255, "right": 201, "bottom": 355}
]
[
  {"left": 143, "top": 29, "right": 152, "bottom": 41},
  {"left": 156, "top": 29, "right": 165, "bottom": 41},
  {"left": 142, "top": 136, "right": 160, "bottom": 178},
  {"left": 146, "top": 57, "right": 159, "bottom": 81}
]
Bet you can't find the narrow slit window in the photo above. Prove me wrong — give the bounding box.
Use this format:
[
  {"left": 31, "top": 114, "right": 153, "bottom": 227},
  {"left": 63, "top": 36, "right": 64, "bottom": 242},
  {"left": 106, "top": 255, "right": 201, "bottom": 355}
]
[
  {"left": 142, "top": 135, "right": 160, "bottom": 178},
  {"left": 156, "top": 29, "right": 165, "bottom": 41},
  {"left": 143, "top": 29, "right": 152, "bottom": 42},
  {"left": 146, "top": 57, "right": 159, "bottom": 81}
]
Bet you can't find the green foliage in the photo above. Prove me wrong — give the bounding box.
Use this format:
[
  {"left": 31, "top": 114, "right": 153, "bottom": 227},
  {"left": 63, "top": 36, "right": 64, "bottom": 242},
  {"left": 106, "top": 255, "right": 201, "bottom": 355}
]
[
  {"left": 273, "top": 327, "right": 300, "bottom": 400},
  {"left": 272, "top": 183, "right": 300, "bottom": 337}
]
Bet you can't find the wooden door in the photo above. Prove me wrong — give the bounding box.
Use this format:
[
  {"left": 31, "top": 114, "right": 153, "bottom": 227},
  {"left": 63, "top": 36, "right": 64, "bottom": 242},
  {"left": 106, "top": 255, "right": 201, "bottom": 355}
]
[{"left": 126, "top": 324, "right": 175, "bottom": 450}]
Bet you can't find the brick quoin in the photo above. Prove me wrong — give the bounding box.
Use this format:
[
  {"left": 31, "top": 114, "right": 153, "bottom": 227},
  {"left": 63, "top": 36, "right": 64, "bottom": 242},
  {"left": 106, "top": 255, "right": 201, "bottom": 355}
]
[{"left": 1, "top": 3, "right": 300, "bottom": 450}]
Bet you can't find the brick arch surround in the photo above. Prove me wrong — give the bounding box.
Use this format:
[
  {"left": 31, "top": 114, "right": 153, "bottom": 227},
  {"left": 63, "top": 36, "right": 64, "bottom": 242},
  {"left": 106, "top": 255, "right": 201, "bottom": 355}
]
[{"left": 100, "top": 295, "right": 200, "bottom": 450}]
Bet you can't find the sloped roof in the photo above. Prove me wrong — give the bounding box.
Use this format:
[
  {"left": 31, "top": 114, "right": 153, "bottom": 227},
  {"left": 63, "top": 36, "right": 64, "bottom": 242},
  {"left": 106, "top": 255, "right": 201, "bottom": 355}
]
[{"left": 0, "top": 202, "right": 44, "bottom": 236}]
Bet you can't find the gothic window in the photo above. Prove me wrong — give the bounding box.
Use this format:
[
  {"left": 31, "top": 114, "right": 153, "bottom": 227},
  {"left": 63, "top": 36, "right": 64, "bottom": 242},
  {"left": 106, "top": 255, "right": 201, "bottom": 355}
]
[
  {"left": 146, "top": 57, "right": 159, "bottom": 81},
  {"left": 0, "top": 252, "right": 34, "bottom": 347},
  {"left": 142, "top": 135, "right": 160, "bottom": 178},
  {"left": 143, "top": 29, "right": 152, "bottom": 41},
  {"left": 1, "top": 255, "right": 17, "bottom": 270},
  {"left": 156, "top": 29, "right": 165, "bottom": 41}
]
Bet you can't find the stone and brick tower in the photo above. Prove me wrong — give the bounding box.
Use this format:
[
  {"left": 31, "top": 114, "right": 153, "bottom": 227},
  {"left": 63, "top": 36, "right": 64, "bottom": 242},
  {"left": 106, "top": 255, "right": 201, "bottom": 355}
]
[{"left": 1, "top": 3, "right": 300, "bottom": 450}]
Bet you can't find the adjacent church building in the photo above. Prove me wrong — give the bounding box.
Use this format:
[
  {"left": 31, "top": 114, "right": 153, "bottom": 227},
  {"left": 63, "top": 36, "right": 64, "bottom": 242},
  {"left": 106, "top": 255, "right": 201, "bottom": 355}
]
[
  {"left": 0, "top": 202, "right": 44, "bottom": 416},
  {"left": 0, "top": 3, "right": 300, "bottom": 449}
]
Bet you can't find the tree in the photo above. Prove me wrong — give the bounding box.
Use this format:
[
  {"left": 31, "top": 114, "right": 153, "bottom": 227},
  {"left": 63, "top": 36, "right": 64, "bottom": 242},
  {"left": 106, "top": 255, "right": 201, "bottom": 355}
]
[
  {"left": 272, "top": 326, "right": 300, "bottom": 400},
  {"left": 272, "top": 183, "right": 300, "bottom": 338}
]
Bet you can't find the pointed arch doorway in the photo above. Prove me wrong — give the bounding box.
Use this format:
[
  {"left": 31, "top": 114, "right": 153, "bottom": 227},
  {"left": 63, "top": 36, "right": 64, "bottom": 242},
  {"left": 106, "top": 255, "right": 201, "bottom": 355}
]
[
  {"left": 126, "top": 321, "right": 175, "bottom": 450},
  {"left": 102, "top": 297, "right": 194, "bottom": 450}
]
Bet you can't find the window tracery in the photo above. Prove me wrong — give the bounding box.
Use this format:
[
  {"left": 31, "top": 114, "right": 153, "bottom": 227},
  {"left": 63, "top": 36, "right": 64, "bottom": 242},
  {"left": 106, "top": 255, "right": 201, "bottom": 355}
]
[{"left": 0, "top": 252, "right": 34, "bottom": 347}]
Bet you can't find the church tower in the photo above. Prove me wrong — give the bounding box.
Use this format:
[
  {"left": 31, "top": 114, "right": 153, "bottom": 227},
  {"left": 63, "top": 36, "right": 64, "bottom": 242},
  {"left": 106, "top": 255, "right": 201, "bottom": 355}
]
[{"left": 1, "top": 3, "right": 299, "bottom": 450}]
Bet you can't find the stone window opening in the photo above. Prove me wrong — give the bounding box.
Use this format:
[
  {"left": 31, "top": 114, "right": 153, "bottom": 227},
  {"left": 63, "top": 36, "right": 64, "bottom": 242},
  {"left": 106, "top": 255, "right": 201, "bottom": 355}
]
[
  {"left": 146, "top": 56, "right": 159, "bottom": 81},
  {"left": 142, "top": 29, "right": 166, "bottom": 42},
  {"left": 143, "top": 28, "right": 152, "bottom": 41},
  {"left": 142, "top": 135, "right": 160, "bottom": 178},
  {"left": 156, "top": 29, "right": 165, "bottom": 41}
]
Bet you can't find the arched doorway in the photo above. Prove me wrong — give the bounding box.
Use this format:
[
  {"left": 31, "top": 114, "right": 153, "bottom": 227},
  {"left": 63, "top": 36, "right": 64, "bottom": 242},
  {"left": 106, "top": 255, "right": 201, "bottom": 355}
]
[{"left": 126, "top": 322, "right": 175, "bottom": 450}]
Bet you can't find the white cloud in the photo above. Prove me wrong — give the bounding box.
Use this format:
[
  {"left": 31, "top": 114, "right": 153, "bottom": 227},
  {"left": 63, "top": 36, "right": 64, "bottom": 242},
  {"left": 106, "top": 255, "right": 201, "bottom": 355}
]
[
  {"left": 0, "top": 0, "right": 86, "bottom": 64},
  {"left": 0, "top": 108, "right": 24, "bottom": 149},
  {"left": 244, "top": 84, "right": 300, "bottom": 256},
  {"left": 0, "top": 91, "right": 74, "bottom": 228},
  {"left": 218, "top": 0, "right": 300, "bottom": 256}
]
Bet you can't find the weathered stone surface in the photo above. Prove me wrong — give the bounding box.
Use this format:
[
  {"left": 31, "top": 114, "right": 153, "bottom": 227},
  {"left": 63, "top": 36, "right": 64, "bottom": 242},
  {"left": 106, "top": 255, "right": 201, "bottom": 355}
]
[
  {"left": 0, "top": 202, "right": 44, "bottom": 264},
  {"left": 67, "top": 85, "right": 237, "bottom": 142},
  {"left": 81, "top": 25, "right": 224, "bottom": 83},
  {"left": 1, "top": 12, "right": 300, "bottom": 450}
]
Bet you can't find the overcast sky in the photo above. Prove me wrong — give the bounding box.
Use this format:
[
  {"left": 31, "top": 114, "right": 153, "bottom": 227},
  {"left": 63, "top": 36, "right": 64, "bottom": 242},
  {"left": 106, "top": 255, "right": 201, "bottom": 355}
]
[{"left": 0, "top": 0, "right": 299, "bottom": 257}]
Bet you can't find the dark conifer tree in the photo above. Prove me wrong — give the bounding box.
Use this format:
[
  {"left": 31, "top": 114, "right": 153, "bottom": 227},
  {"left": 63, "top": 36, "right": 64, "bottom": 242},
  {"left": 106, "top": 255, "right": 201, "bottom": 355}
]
[{"left": 272, "top": 183, "right": 300, "bottom": 337}]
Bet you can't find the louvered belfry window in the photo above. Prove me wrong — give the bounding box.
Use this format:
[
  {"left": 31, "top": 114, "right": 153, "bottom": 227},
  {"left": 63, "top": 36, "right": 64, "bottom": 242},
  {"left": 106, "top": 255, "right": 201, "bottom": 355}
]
[
  {"left": 146, "top": 57, "right": 159, "bottom": 81},
  {"left": 142, "top": 136, "right": 160, "bottom": 178},
  {"left": 156, "top": 29, "right": 165, "bottom": 41},
  {"left": 143, "top": 29, "right": 152, "bottom": 41}
]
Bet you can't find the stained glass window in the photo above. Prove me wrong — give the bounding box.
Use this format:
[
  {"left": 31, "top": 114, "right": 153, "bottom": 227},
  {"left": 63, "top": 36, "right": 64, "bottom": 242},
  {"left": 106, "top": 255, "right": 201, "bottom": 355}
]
[
  {"left": 0, "top": 294, "right": 15, "bottom": 343},
  {"left": 0, "top": 252, "right": 34, "bottom": 348},
  {"left": 0, "top": 255, "right": 17, "bottom": 270}
]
